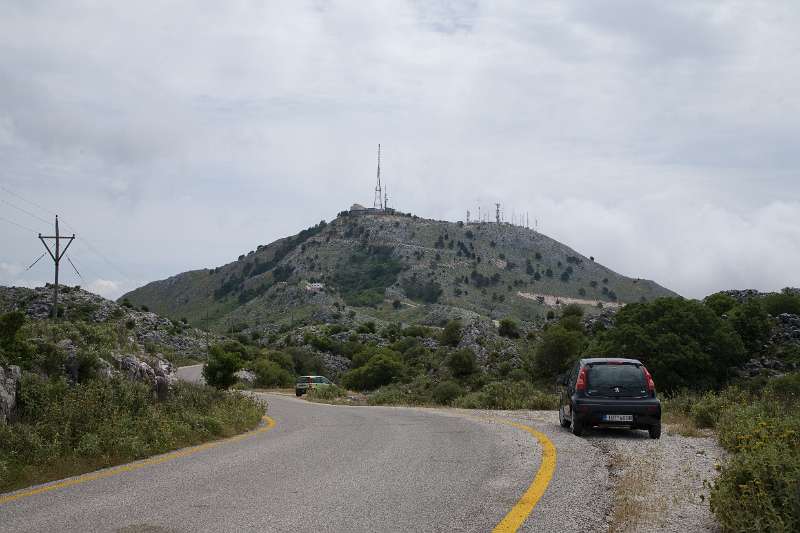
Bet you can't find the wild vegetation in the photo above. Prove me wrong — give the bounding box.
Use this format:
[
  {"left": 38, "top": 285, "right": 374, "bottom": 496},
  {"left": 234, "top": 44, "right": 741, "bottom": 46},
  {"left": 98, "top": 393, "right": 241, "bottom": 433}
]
[{"left": 0, "top": 310, "right": 264, "bottom": 493}]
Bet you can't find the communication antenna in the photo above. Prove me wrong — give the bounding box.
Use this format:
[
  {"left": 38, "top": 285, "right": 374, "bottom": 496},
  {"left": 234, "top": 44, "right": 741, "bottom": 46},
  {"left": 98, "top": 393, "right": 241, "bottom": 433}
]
[
  {"left": 466, "top": 210, "right": 470, "bottom": 224},
  {"left": 384, "top": 183, "right": 389, "bottom": 210},
  {"left": 477, "top": 206, "right": 481, "bottom": 222},
  {"left": 373, "top": 144, "right": 383, "bottom": 209},
  {"left": 495, "top": 203, "right": 501, "bottom": 224}
]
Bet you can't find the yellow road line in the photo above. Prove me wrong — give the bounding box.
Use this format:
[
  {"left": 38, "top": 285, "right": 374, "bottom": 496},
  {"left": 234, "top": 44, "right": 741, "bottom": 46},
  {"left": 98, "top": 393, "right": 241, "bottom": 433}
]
[
  {"left": 0, "top": 415, "right": 276, "bottom": 506},
  {"left": 491, "top": 419, "right": 558, "bottom": 532}
]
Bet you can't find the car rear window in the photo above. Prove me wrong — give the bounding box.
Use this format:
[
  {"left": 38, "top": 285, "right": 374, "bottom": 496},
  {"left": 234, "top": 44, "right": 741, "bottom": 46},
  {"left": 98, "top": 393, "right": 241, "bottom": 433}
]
[{"left": 586, "top": 364, "right": 646, "bottom": 396}]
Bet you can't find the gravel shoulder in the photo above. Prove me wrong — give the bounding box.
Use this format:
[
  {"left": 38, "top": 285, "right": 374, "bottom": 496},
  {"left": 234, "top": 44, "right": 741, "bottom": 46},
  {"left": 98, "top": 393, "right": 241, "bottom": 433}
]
[{"left": 456, "top": 409, "right": 725, "bottom": 533}]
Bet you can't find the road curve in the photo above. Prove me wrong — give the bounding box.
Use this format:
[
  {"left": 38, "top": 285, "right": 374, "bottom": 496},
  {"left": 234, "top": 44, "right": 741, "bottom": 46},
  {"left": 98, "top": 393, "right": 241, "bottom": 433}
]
[{"left": 0, "top": 387, "right": 611, "bottom": 532}]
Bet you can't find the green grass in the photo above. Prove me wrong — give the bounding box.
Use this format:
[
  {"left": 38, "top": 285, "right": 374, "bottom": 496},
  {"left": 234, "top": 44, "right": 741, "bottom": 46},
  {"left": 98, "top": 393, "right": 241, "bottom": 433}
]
[{"left": 0, "top": 377, "right": 264, "bottom": 493}]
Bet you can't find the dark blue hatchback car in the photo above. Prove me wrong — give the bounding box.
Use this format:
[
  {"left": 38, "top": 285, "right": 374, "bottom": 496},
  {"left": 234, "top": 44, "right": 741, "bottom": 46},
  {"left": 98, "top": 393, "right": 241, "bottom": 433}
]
[{"left": 557, "top": 358, "right": 661, "bottom": 439}]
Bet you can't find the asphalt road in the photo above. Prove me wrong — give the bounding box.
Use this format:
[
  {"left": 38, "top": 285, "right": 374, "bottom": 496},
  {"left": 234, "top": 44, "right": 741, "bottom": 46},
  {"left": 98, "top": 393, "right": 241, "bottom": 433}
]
[{"left": 0, "top": 368, "right": 612, "bottom": 533}]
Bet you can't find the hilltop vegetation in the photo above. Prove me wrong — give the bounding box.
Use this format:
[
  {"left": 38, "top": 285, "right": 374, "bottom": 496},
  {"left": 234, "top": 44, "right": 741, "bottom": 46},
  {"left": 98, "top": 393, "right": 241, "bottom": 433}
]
[{"left": 121, "top": 211, "right": 675, "bottom": 335}]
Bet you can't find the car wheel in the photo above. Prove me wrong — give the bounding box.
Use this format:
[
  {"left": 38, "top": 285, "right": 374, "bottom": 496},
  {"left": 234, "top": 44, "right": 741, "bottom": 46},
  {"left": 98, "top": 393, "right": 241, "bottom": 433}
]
[
  {"left": 559, "top": 406, "right": 571, "bottom": 428},
  {"left": 295, "top": 390, "right": 303, "bottom": 397},
  {"left": 572, "top": 414, "right": 584, "bottom": 437},
  {"left": 648, "top": 423, "right": 661, "bottom": 439}
]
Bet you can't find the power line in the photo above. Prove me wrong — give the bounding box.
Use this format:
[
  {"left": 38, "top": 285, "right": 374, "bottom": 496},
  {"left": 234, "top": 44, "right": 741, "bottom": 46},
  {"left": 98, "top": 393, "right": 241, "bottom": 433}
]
[
  {"left": 67, "top": 255, "right": 83, "bottom": 281},
  {"left": 0, "top": 184, "right": 58, "bottom": 217},
  {"left": 26, "top": 253, "right": 46, "bottom": 271},
  {"left": 0, "top": 215, "right": 39, "bottom": 233},
  {"left": 1, "top": 184, "right": 132, "bottom": 282},
  {"left": 0, "top": 197, "right": 51, "bottom": 226}
]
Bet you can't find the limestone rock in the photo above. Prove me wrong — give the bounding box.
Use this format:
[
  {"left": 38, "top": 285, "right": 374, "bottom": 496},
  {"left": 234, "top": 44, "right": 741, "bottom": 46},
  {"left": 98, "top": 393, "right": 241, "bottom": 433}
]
[
  {"left": 235, "top": 369, "right": 257, "bottom": 385},
  {"left": 0, "top": 365, "right": 21, "bottom": 424}
]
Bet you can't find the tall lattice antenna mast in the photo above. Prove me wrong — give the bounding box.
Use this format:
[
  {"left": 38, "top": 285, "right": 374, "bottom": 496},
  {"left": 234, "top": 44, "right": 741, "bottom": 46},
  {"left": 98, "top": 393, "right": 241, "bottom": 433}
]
[{"left": 374, "top": 144, "right": 383, "bottom": 209}]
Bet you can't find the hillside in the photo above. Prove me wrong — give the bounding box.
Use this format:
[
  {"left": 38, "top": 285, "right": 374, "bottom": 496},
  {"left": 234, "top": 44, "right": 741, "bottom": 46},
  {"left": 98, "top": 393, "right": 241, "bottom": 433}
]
[
  {"left": 0, "top": 285, "right": 218, "bottom": 365},
  {"left": 120, "top": 209, "right": 677, "bottom": 334}
]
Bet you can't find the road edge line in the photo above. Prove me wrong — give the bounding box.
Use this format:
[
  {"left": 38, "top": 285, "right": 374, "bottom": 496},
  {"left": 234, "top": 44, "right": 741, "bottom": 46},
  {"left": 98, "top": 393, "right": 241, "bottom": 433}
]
[
  {"left": 491, "top": 419, "right": 557, "bottom": 532},
  {"left": 0, "top": 415, "right": 276, "bottom": 506}
]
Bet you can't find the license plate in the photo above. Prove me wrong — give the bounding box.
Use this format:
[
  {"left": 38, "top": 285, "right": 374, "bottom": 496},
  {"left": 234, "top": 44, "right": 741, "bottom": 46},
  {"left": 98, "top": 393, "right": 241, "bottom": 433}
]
[{"left": 603, "top": 414, "right": 633, "bottom": 422}]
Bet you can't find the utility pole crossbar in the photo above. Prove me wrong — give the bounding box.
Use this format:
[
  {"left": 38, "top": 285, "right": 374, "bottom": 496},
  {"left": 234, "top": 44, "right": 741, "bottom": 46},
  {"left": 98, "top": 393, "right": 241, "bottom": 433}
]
[{"left": 38, "top": 215, "right": 75, "bottom": 319}]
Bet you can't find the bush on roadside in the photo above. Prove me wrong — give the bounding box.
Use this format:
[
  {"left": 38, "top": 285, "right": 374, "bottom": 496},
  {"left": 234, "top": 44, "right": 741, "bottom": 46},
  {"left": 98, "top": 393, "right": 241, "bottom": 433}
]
[
  {"left": 453, "top": 381, "right": 557, "bottom": 410},
  {"left": 202, "top": 345, "right": 242, "bottom": 390},
  {"left": 0, "top": 376, "right": 263, "bottom": 493},
  {"left": 306, "top": 384, "right": 346, "bottom": 401},
  {"left": 667, "top": 374, "right": 800, "bottom": 532},
  {"left": 251, "top": 358, "right": 294, "bottom": 388},
  {"left": 341, "top": 353, "right": 405, "bottom": 390},
  {"left": 432, "top": 381, "right": 463, "bottom": 405}
]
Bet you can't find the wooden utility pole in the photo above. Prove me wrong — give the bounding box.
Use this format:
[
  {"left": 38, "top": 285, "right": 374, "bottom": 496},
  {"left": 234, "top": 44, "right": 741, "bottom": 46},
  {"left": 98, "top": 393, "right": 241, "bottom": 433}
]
[{"left": 38, "top": 215, "right": 75, "bottom": 319}]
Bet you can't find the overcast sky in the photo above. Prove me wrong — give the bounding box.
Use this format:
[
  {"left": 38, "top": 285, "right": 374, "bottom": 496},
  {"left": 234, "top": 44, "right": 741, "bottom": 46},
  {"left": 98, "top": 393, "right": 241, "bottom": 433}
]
[{"left": 1, "top": 1, "right": 798, "bottom": 301}]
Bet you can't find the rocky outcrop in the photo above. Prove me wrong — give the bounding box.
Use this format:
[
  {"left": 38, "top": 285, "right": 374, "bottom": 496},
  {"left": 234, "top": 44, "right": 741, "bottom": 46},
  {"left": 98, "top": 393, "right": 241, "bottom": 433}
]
[
  {"left": 319, "top": 353, "right": 351, "bottom": 378},
  {"left": 734, "top": 356, "right": 798, "bottom": 378},
  {"left": 0, "top": 365, "right": 21, "bottom": 424},
  {"left": 235, "top": 369, "right": 257, "bottom": 386},
  {"left": 771, "top": 314, "right": 800, "bottom": 345}
]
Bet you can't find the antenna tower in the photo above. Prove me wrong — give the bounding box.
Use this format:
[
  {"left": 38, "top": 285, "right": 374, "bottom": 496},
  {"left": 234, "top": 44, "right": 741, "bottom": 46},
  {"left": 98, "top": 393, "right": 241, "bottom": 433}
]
[
  {"left": 495, "top": 203, "right": 501, "bottom": 224},
  {"left": 373, "top": 144, "right": 383, "bottom": 209}
]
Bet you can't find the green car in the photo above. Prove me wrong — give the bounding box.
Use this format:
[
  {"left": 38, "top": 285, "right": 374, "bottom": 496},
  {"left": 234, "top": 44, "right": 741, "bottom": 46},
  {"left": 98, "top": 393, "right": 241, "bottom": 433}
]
[{"left": 295, "top": 375, "right": 334, "bottom": 396}]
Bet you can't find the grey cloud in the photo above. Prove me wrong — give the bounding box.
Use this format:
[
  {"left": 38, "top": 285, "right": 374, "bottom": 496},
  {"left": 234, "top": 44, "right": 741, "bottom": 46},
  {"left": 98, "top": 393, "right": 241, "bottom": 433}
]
[{"left": 0, "top": 0, "right": 798, "bottom": 299}]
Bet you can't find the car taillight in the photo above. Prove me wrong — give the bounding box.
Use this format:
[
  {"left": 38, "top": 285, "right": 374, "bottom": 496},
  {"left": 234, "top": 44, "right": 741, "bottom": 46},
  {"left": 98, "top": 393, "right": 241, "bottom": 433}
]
[
  {"left": 642, "top": 366, "right": 655, "bottom": 393},
  {"left": 575, "top": 367, "right": 587, "bottom": 392}
]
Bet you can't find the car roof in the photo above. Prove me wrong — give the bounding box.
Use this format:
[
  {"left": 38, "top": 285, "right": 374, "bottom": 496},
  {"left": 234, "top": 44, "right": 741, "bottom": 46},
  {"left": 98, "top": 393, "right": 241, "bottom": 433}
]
[
  {"left": 580, "top": 357, "right": 642, "bottom": 365},
  {"left": 298, "top": 375, "right": 326, "bottom": 378}
]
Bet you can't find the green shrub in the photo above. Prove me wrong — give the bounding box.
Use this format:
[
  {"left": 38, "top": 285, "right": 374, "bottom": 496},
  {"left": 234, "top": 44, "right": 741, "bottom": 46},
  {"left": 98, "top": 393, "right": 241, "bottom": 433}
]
[
  {"left": 357, "top": 321, "right": 377, "bottom": 334},
  {"left": 498, "top": 318, "right": 520, "bottom": 338},
  {"left": 729, "top": 299, "right": 772, "bottom": 353},
  {"left": 1, "top": 377, "right": 263, "bottom": 493},
  {"left": 591, "top": 298, "right": 746, "bottom": 392},
  {"left": 453, "top": 381, "right": 558, "bottom": 410},
  {"left": 447, "top": 349, "right": 477, "bottom": 378},
  {"left": 440, "top": 320, "right": 462, "bottom": 347},
  {"left": 703, "top": 292, "right": 738, "bottom": 316},
  {"left": 306, "top": 385, "right": 346, "bottom": 401},
  {"left": 534, "top": 324, "right": 583, "bottom": 377},
  {"left": 432, "top": 381, "right": 463, "bottom": 405},
  {"left": 762, "top": 291, "right": 800, "bottom": 316},
  {"left": 251, "top": 358, "right": 294, "bottom": 388},
  {"left": 711, "top": 401, "right": 800, "bottom": 532},
  {"left": 202, "top": 345, "right": 242, "bottom": 390},
  {"left": 341, "top": 354, "right": 405, "bottom": 390}
]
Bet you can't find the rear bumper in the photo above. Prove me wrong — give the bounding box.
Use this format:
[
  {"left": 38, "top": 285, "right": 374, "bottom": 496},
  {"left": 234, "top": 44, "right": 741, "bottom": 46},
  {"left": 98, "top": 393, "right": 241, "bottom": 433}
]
[{"left": 572, "top": 397, "right": 661, "bottom": 429}]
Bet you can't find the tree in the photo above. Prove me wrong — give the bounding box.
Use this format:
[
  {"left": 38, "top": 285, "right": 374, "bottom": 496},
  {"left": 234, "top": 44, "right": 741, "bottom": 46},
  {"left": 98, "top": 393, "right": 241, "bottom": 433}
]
[
  {"left": 440, "top": 320, "right": 462, "bottom": 347},
  {"left": 704, "top": 292, "right": 738, "bottom": 317},
  {"left": 447, "top": 349, "right": 477, "bottom": 377},
  {"left": 251, "top": 358, "right": 294, "bottom": 388},
  {"left": 341, "top": 354, "right": 405, "bottom": 390},
  {"left": 202, "top": 345, "right": 242, "bottom": 389},
  {"left": 762, "top": 291, "right": 800, "bottom": 316},
  {"left": 534, "top": 325, "right": 584, "bottom": 377},
  {"left": 729, "top": 299, "right": 772, "bottom": 353},
  {"left": 591, "top": 298, "right": 746, "bottom": 391},
  {"left": 498, "top": 318, "right": 520, "bottom": 338}
]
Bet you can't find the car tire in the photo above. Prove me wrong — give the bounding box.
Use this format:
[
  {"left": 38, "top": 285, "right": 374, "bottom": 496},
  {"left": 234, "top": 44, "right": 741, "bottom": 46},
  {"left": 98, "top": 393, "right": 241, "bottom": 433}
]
[
  {"left": 559, "top": 406, "right": 571, "bottom": 428},
  {"left": 572, "top": 415, "right": 584, "bottom": 437},
  {"left": 295, "top": 390, "right": 303, "bottom": 397},
  {"left": 648, "top": 423, "right": 661, "bottom": 439}
]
